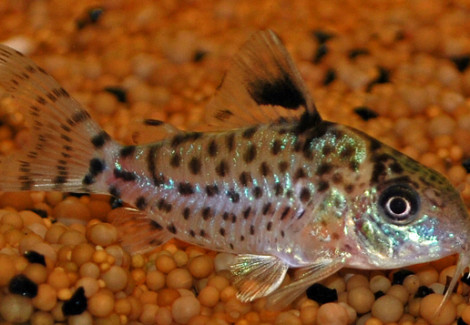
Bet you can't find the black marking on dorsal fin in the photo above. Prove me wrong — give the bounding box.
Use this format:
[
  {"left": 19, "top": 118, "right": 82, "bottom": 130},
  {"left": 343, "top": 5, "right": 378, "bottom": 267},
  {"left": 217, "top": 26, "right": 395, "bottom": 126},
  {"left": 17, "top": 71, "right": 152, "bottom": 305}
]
[
  {"left": 128, "top": 118, "right": 180, "bottom": 145},
  {"left": 203, "top": 30, "right": 320, "bottom": 132}
]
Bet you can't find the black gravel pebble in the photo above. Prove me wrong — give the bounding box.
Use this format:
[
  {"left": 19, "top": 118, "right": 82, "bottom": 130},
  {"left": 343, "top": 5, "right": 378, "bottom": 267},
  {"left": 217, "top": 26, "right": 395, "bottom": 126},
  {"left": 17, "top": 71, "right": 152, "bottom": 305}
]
[
  {"left": 62, "top": 287, "right": 88, "bottom": 316},
  {"left": 312, "top": 29, "right": 334, "bottom": 44},
  {"left": 9, "top": 274, "right": 37, "bottom": 298},
  {"left": 29, "top": 208, "right": 48, "bottom": 218},
  {"left": 24, "top": 250, "right": 46, "bottom": 266},
  {"left": 392, "top": 269, "right": 414, "bottom": 285},
  {"left": 374, "top": 290, "right": 385, "bottom": 299},
  {"left": 458, "top": 317, "right": 468, "bottom": 325},
  {"left": 306, "top": 283, "right": 338, "bottom": 305},
  {"left": 353, "top": 106, "right": 379, "bottom": 121},
  {"left": 76, "top": 7, "right": 104, "bottom": 29},
  {"left": 104, "top": 86, "right": 127, "bottom": 103},
  {"left": 313, "top": 44, "right": 329, "bottom": 64},
  {"left": 193, "top": 50, "right": 207, "bottom": 62},
  {"left": 348, "top": 48, "right": 370, "bottom": 59},
  {"left": 450, "top": 55, "right": 470, "bottom": 72},
  {"left": 366, "top": 66, "right": 391, "bottom": 91},
  {"left": 110, "top": 196, "right": 123, "bottom": 209},
  {"left": 461, "top": 272, "right": 470, "bottom": 285},
  {"left": 323, "top": 68, "right": 336, "bottom": 85},
  {"left": 462, "top": 158, "right": 470, "bottom": 173},
  {"left": 414, "top": 286, "right": 434, "bottom": 298}
]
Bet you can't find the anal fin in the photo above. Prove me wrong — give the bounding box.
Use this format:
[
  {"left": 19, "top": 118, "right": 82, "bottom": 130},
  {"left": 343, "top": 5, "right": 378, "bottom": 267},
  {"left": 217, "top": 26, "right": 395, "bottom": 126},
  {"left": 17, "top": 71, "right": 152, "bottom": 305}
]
[
  {"left": 108, "top": 207, "right": 173, "bottom": 254},
  {"left": 231, "top": 254, "right": 289, "bottom": 302}
]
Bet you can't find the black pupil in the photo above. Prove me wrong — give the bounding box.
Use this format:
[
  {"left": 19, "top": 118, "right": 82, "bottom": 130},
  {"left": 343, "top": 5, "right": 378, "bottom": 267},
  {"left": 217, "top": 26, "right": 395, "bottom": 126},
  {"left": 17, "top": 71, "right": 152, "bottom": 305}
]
[
  {"left": 379, "top": 184, "right": 420, "bottom": 224},
  {"left": 389, "top": 197, "right": 407, "bottom": 215}
]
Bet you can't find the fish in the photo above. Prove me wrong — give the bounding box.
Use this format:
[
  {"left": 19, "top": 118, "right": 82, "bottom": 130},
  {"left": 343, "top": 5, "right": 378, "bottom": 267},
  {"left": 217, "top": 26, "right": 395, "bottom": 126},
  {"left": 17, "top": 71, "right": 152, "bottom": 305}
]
[{"left": 0, "top": 30, "right": 469, "bottom": 309}]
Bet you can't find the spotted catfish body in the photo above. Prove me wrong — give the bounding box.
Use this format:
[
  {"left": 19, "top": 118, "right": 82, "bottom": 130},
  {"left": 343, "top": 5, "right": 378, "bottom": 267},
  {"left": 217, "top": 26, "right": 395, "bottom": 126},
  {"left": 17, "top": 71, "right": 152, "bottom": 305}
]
[{"left": 0, "top": 31, "right": 469, "bottom": 308}]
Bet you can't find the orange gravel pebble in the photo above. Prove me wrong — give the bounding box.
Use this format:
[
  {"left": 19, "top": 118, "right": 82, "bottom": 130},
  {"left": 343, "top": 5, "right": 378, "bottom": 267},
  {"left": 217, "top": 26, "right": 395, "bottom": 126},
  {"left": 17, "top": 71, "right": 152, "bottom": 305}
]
[
  {"left": 188, "top": 255, "right": 214, "bottom": 279},
  {"left": 420, "top": 293, "right": 456, "bottom": 325}
]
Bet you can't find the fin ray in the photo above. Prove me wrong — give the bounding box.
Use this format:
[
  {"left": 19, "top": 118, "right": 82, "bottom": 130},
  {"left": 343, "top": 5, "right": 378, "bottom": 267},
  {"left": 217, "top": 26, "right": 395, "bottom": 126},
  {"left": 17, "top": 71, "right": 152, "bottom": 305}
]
[
  {"left": 205, "top": 30, "right": 320, "bottom": 131},
  {"left": 231, "top": 254, "right": 289, "bottom": 302},
  {"left": 0, "top": 44, "right": 117, "bottom": 192},
  {"left": 109, "top": 207, "right": 173, "bottom": 254}
]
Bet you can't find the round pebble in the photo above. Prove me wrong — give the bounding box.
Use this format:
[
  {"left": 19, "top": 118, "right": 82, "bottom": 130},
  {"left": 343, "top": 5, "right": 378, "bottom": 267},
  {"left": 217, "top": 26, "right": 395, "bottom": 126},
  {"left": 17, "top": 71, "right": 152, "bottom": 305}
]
[
  {"left": 188, "top": 255, "right": 214, "bottom": 279},
  {"left": 172, "top": 295, "right": 201, "bottom": 324},
  {"left": 316, "top": 302, "right": 349, "bottom": 325},
  {"left": 87, "top": 222, "right": 118, "bottom": 247},
  {"left": 369, "top": 275, "right": 391, "bottom": 293},
  {"left": 88, "top": 290, "right": 115, "bottom": 317},
  {"left": 166, "top": 267, "right": 193, "bottom": 289},
  {"left": 371, "top": 294, "right": 404, "bottom": 323},
  {"left": 0, "top": 294, "right": 34, "bottom": 322},
  {"left": 420, "top": 294, "right": 456, "bottom": 325},
  {"left": 101, "top": 265, "right": 128, "bottom": 292},
  {"left": 348, "top": 286, "right": 375, "bottom": 314}
]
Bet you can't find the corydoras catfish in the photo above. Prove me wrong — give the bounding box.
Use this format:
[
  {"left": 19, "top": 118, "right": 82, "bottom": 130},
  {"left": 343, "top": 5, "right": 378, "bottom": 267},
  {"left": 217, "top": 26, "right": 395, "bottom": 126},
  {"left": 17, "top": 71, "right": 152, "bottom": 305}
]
[{"left": 0, "top": 30, "right": 469, "bottom": 308}]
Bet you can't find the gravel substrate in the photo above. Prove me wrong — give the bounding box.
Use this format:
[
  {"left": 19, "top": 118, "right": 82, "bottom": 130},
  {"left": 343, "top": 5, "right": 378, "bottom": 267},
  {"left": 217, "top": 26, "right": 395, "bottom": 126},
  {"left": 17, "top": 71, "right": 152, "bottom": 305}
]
[{"left": 0, "top": 1, "right": 470, "bottom": 325}]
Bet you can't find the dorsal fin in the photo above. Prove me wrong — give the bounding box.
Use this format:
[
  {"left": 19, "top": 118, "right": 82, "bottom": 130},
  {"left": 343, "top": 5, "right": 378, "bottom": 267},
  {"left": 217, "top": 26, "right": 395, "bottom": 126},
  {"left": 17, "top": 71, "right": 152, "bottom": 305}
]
[
  {"left": 126, "top": 118, "right": 180, "bottom": 145},
  {"left": 204, "top": 30, "right": 320, "bottom": 131}
]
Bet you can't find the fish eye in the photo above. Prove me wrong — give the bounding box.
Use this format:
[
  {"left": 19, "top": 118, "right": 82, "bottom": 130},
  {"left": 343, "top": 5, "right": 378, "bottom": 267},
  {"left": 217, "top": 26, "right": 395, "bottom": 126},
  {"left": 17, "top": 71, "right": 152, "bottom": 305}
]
[{"left": 379, "top": 184, "right": 420, "bottom": 224}]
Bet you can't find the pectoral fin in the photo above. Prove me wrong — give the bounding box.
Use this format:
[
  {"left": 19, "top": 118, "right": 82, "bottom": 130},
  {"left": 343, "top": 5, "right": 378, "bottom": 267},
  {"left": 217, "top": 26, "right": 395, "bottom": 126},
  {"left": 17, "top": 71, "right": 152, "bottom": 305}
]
[
  {"left": 266, "top": 258, "right": 346, "bottom": 309},
  {"left": 231, "top": 254, "right": 289, "bottom": 302}
]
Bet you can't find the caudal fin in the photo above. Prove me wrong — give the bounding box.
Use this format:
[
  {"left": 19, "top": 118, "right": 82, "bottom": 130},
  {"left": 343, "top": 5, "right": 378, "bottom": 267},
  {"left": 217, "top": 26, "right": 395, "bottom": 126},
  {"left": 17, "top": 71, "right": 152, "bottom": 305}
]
[{"left": 0, "top": 45, "right": 118, "bottom": 193}]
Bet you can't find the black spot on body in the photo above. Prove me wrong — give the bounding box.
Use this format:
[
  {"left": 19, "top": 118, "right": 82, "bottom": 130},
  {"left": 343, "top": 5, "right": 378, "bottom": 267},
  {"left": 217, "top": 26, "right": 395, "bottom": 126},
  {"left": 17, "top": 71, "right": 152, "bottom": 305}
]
[
  {"left": 280, "top": 206, "right": 290, "bottom": 220},
  {"left": 299, "top": 188, "right": 311, "bottom": 203},
  {"left": 62, "top": 287, "right": 87, "bottom": 316},
  {"left": 239, "top": 172, "right": 251, "bottom": 187},
  {"left": 260, "top": 162, "right": 270, "bottom": 176},
  {"left": 89, "top": 158, "right": 105, "bottom": 176},
  {"left": 170, "top": 153, "right": 181, "bottom": 168},
  {"left": 252, "top": 186, "right": 263, "bottom": 199},
  {"left": 150, "top": 220, "right": 163, "bottom": 230},
  {"left": 274, "top": 183, "right": 283, "bottom": 196},
  {"left": 120, "top": 145, "right": 136, "bottom": 158},
  {"left": 271, "top": 140, "right": 282, "bottom": 155},
  {"left": 208, "top": 140, "right": 218, "bottom": 157},
  {"left": 202, "top": 207, "right": 212, "bottom": 220},
  {"left": 345, "top": 184, "right": 354, "bottom": 193},
  {"left": 294, "top": 112, "right": 324, "bottom": 135},
  {"left": 226, "top": 133, "right": 235, "bottom": 152},
  {"left": 250, "top": 225, "right": 255, "bottom": 235},
  {"left": 294, "top": 168, "right": 306, "bottom": 180},
  {"left": 278, "top": 161, "right": 289, "bottom": 173},
  {"left": 188, "top": 157, "right": 202, "bottom": 175},
  {"left": 243, "top": 207, "right": 251, "bottom": 219},
  {"left": 262, "top": 203, "right": 271, "bottom": 215},
  {"left": 219, "top": 228, "right": 226, "bottom": 236},
  {"left": 189, "top": 230, "right": 196, "bottom": 237},
  {"left": 318, "top": 181, "right": 329, "bottom": 192},
  {"left": 170, "top": 132, "right": 202, "bottom": 148},
  {"left": 226, "top": 189, "right": 240, "bottom": 203},
  {"left": 178, "top": 183, "right": 194, "bottom": 195},
  {"left": 216, "top": 160, "right": 229, "bottom": 177},
  {"left": 205, "top": 184, "right": 219, "bottom": 197},
  {"left": 248, "top": 71, "right": 307, "bottom": 109},
  {"left": 167, "top": 223, "right": 177, "bottom": 234},
  {"left": 242, "top": 126, "right": 258, "bottom": 139},
  {"left": 316, "top": 163, "right": 332, "bottom": 175},
  {"left": 199, "top": 229, "right": 206, "bottom": 237},
  {"left": 9, "top": 274, "right": 37, "bottom": 298},
  {"left": 91, "top": 131, "right": 110, "bottom": 149},
  {"left": 114, "top": 168, "right": 137, "bottom": 182},
  {"left": 265, "top": 221, "right": 273, "bottom": 231},
  {"left": 183, "top": 208, "right": 191, "bottom": 220},
  {"left": 244, "top": 145, "right": 257, "bottom": 163},
  {"left": 135, "top": 196, "right": 147, "bottom": 210}
]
